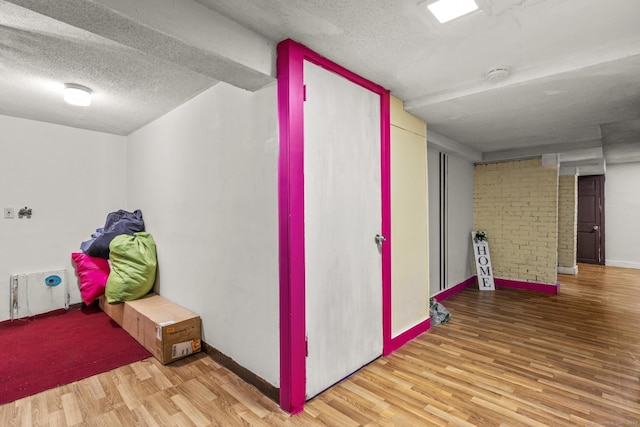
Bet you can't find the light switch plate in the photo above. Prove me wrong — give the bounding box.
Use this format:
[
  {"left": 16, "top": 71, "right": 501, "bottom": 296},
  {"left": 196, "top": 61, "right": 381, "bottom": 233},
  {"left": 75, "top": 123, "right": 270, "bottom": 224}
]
[{"left": 4, "top": 208, "right": 15, "bottom": 219}]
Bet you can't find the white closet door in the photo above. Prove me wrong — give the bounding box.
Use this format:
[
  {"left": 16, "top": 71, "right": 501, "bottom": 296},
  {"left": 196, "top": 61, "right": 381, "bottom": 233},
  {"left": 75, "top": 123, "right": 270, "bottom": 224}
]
[{"left": 303, "top": 60, "right": 383, "bottom": 399}]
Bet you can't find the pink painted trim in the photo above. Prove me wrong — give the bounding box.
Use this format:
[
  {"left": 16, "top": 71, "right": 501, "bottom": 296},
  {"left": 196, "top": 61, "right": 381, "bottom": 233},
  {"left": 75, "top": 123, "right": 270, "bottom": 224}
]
[
  {"left": 301, "top": 49, "right": 387, "bottom": 94},
  {"left": 380, "top": 90, "right": 393, "bottom": 357},
  {"left": 277, "top": 39, "right": 391, "bottom": 414},
  {"left": 495, "top": 278, "right": 559, "bottom": 294},
  {"left": 277, "top": 40, "right": 306, "bottom": 415},
  {"left": 384, "top": 317, "right": 430, "bottom": 356},
  {"left": 383, "top": 275, "right": 477, "bottom": 355},
  {"left": 434, "top": 276, "right": 477, "bottom": 302}
]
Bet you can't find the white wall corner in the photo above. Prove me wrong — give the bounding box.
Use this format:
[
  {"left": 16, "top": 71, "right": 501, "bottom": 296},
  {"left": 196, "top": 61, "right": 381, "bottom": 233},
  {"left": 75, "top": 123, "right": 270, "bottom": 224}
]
[
  {"left": 541, "top": 153, "right": 559, "bottom": 168},
  {"left": 427, "top": 131, "right": 482, "bottom": 163},
  {"left": 559, "top": 166, "right": 578, "bottom": 176},
  {"left": 557, "top": 265, "right": 578, "bottom": 275}
]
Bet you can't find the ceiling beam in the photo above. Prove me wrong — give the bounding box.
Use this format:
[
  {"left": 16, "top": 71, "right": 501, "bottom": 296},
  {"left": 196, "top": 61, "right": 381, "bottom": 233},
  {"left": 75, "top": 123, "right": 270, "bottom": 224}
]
[
  {"left": 427, "top": 130, "right": 482, "bottom": 162},
  {"left": 482, "top": 139, "right": 602, "bottom": 163},
  {"left": 6, "top": 0, "right": 276, "bottom": 91},
  {"left": 404, "top": 36, "right": 640, "bottom": 110},
  {"left": 577, "top": 158, "right": 606, "bottom": 176}
]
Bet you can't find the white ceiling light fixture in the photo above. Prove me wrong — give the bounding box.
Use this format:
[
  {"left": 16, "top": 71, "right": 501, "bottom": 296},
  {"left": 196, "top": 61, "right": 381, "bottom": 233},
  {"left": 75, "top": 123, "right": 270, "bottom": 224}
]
[
  {"left": 63, "top": 83, "right": 92, "bottom": 106},
  {"left": 427, "top": 0, "right": 479, "bottom": 23}
]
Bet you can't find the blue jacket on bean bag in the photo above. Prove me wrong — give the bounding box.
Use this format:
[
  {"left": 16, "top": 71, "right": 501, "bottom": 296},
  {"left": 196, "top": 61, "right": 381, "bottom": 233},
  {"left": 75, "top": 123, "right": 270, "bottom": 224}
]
[{"left": 84, "top": 209, "right": 145, "bottom": 259}]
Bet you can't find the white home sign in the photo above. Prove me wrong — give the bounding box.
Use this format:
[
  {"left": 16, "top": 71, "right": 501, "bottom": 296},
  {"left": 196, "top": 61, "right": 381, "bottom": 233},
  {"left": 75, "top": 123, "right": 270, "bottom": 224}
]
[{"left": 472, "top": 231, "right": 495, "bottom": 291}]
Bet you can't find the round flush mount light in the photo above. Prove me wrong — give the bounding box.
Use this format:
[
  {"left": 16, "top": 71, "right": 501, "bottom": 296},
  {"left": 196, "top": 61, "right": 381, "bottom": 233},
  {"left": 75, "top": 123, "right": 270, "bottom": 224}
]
[
  {"left": 485, "top": 66, "right": 510, "bottom": 83},
  {"left": 63, "top": 83, "right": 92, "bottom": 106}
]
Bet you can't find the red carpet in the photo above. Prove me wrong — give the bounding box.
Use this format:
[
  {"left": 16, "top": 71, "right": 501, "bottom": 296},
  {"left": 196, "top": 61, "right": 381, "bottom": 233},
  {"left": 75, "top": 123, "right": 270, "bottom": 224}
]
[{"left": 0, "top": 304, "right": 151, "bottom": 405}]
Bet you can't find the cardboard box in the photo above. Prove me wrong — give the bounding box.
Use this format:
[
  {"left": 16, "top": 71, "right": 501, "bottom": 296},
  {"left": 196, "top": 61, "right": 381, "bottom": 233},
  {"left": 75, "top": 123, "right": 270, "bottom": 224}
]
[
  {"left": 98, "top": 295, "right": 125, "bottom": 326},
  {"left": 122, "top": 295, "right": 201, "bottom": 364},
  {"left": 99, "top": 293, "right": 155, "bottom": 327}
]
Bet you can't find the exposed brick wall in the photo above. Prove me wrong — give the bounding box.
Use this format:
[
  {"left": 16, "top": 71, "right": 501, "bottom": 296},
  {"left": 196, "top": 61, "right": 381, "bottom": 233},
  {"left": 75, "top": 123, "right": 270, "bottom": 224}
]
[
  {"left": 557, "top": 175, "right": 577, "bottom": 269},
  {"left": 474, "top": 158, "right": 559, "bottom": 284}
]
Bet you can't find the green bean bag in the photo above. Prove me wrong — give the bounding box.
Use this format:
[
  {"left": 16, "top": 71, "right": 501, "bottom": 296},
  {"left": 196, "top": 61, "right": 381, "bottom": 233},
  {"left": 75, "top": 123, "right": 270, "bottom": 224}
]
[{"left": 105, "top": 232, "right": 157, "bottom": 303}]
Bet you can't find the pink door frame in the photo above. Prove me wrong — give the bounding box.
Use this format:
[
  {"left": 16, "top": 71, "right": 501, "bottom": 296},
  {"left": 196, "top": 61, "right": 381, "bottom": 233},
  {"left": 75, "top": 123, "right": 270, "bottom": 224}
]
[{"left": 276, "top": 39, "right": 392, "bottom": 414}]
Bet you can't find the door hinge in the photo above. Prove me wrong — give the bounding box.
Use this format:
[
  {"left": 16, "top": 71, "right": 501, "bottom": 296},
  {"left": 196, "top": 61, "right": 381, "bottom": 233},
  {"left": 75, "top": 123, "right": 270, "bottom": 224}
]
[
  {"left": 305, "top": 336, "right": 309, "bottom": 357},
  {"left": 303, "top": 84, "right": 307, "bottom": 101}
]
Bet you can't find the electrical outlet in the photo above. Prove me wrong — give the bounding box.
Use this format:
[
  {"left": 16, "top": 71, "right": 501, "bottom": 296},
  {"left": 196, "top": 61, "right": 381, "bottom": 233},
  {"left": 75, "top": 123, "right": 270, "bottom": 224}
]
[{"left": 4, "top": 208, "right": 15, "bottom": 219}]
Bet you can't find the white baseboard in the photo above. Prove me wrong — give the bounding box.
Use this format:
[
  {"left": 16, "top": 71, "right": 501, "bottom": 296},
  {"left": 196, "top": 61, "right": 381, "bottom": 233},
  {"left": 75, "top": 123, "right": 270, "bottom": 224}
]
[
  {"left": 605, "top": 260, "right": 640, "bottom": 270},
  {"left": 557, "top": 265, "right": 578, "bottom": 275}
]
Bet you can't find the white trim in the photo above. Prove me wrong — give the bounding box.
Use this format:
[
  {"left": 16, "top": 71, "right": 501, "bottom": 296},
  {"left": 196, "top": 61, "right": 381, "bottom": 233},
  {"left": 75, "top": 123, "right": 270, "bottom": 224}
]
[
  {"left": 605, "top": 260, "right": 640, "bottom": 270},
  {"left": 557, "top": 266, "right": 578, "bottom": 275}
]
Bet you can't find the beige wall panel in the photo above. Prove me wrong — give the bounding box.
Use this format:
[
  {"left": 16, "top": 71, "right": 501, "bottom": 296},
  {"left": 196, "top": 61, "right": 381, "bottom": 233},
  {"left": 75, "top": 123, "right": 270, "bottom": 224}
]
[
  {"left": 390, "top": 124, "right": 429, "bottom": 336},
  {"left": 474, "top": 158, "right": 559, "bottom": 285},
  {"left": 390, "top": 96, "right": 426, "bottom": 137}
]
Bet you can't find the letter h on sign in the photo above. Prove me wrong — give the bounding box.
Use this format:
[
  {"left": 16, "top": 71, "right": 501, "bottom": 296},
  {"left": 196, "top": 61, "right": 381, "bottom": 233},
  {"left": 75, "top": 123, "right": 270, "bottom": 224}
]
[{"left": 472, "top": 231, "right": 495, "bottom": 291}]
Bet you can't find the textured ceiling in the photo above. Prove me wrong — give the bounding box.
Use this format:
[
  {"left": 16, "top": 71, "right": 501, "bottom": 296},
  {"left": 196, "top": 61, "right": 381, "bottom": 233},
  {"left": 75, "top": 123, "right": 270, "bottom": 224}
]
[
  {"left": 198, "top": 0, "right": 640, "bottom": 168},
  {"left": 2, "top": 0, "right": 640, "bottom": 169},
  {"left": 0, "top": 1, "right": 217, "bottom": 135},
  {"left": 0, "top": 0, "right": 274, "bottom": 135}
]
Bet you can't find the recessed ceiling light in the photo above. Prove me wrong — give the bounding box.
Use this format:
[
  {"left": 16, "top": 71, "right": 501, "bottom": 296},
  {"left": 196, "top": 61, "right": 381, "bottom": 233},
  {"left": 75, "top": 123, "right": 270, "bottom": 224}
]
[
  {"left": 63, "top": 83, "right": 92, "bottom": 107},
  {"left": 427, "top": 0, "right": 479, "bottom": 23}
]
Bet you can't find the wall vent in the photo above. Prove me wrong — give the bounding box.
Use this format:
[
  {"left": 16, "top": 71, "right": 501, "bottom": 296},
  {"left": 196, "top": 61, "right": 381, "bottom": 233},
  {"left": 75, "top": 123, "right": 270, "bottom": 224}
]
[{"left": 9, "top": 270, "right": 67, "bottom": 320}]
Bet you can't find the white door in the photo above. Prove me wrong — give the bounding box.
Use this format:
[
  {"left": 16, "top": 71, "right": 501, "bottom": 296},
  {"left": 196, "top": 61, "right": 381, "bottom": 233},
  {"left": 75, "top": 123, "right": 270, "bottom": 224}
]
[{"left": 303, "top": 61, "right": 383, "bottom": 399}]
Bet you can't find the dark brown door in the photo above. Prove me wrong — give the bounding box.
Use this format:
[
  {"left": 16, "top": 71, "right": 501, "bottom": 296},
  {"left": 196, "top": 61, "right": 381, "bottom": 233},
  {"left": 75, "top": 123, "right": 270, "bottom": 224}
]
[{"left": 577, "top": 175, "right": 605, "bottom": 264}]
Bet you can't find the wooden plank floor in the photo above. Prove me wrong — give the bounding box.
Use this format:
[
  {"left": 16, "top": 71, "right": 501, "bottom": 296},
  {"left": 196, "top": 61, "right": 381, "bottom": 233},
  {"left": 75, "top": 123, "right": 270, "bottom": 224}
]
[{"left": 2, "top": 263, "right": 639, "bottom": 426}]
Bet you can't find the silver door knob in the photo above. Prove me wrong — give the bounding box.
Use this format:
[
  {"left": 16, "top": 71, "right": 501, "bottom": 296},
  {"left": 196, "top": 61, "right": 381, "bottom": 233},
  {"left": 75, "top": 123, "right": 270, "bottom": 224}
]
[
  {"left": 593, "top": 225, "right": 599, "bottom": 231},
  {"left": 375, "top": 234, "right": 386, "bottom": 244}
]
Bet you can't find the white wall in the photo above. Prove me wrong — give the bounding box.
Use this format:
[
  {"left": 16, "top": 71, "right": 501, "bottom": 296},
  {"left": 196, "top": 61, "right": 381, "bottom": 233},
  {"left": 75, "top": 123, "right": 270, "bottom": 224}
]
[
  {"left": 427, "top": 149, "right": 475, "bottom": 297},
  {"left": 0, "top": 115, "right": 127, "bottom": 321},
  {"left": 447, "top": 155, "right": 475, "bottom": 285},
  {"left": 427, "top": 148, "right": 441, "bottom": 296},
  {"left": 127, "top": 82, "right": 280, "bottom": 386},
  {"left": 605, "top": 162, "right": 640, "bottom": 269}
]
